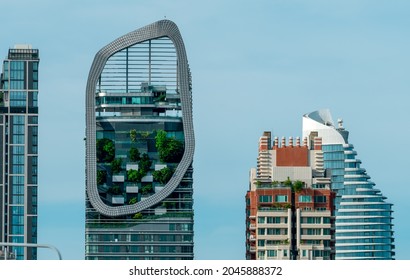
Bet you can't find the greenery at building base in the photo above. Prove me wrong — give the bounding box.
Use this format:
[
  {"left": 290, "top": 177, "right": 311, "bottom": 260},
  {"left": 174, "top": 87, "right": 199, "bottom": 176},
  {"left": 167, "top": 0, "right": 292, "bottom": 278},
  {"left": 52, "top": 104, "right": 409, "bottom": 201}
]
[
  {"left": 153, "top": 167, "right": 174, "bottom": 185},
  {"left": 129, "top": 147, "right": 141, "bottom": 162},
  {"left": 133, "top": 213, "right": 143, "bottom": 219},
  {"left": 97, "top": 170, "right": 107, "bottom": 185},
  {"left": 111, "top": 158, "right": 122, "bottom": 174},
  {"left": 155, "top": 130, "right": 184, "bottom": 163},
  {"left": 96, "top": 138, "right": 115, "bottom": 163}
]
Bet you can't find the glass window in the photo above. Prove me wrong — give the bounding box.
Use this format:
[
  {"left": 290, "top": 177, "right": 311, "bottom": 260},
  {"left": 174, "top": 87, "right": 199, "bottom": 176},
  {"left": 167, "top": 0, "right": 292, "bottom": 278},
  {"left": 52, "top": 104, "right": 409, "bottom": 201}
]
[
  {"left": 259, "top": 195, "right": 272, "bottom": 203},
  {"left": 267, "top": 250, "right": 277, "bottom": 257},
  {"left": 299, "top": 195, "right": 312, "bottom": 202},
  {"left": 258, "top": 217, "right": 265, "bottom": 224},
  {"left": 258, "top": 251, "right": 265, "bottom": 259},
  {"left": 275, "top": 195, "right": 288, "bottom": 202}
]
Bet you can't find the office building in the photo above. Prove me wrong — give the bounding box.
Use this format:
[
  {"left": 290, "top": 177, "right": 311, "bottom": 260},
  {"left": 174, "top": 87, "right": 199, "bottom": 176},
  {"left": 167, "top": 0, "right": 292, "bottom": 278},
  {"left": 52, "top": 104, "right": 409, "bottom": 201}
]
[
  {"left": 246, "top": 132, "right": 336, "bottom": 260},
  {"left": 0, "top": 45, "right": 39, "bottom": 260},
  {"left": 85, "top": 20, "right": 194, "bottom": 260},
  {"left": 303, "top": 109, "right": 394, "bottom": 259}
]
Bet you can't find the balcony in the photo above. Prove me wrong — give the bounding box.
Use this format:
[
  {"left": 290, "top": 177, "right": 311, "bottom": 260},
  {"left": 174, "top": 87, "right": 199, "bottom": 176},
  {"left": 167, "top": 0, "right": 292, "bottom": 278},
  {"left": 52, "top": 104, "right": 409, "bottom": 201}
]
[
  {"left": 126, "top": 163, "right": 138, "bottom": 171},
  {"left": 110, "top": 195, "right": 125, "bottom": 205},
  {"left": 112, "top": 175, "right": 125, "bottom": 183},
  {"left": 126, "top": 186, "right": 139, "bottom": 193},
  {"left": 141, "top": 175, "right": 153, "bottom": 182}
]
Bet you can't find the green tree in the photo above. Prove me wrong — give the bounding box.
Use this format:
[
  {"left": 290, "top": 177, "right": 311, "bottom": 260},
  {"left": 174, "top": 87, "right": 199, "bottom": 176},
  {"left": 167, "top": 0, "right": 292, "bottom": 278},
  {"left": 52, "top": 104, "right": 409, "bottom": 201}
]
[
  {"left": 130, "top": 129, "right": 137, "bottom": 142},
  {"left": 96, "top": 138, "right": 115, "bottom": 162},
  {"left": 97, "top": 170, "right": 107, "bottom": 185},
  {"left": 129, "top": 147, "right": 141, "bottom": 162},
  {"left": 133, "top": 213, "right": 143, "bottom": 219},
  {"left": 138, "top": 153, "right": 152, "bottom": 173},
  {"left": 111, "top": 158, "right": 122, "bottom": 174},
  {"left": 293, "top": 180, "right": 304, "bottom": 193},
  {"left": 127, "top": 169, "right": 144, "bottom": 183},
  {"left": 284, "top": 177, "right": 293, "bottom": 188},
  {"left": 155, "top": 130, "right": 184, "bottom": 163},
  {"left": 153, "top": 167, "right": 174, "bottom": 184},
  {"left": 108, "top": 185, "right": 122, "bottom": 195},
  {"left": 128, "top": 197, "right": 137, "bottom": 205},
  {"left": 140, "top": 184, "right": 153, "bottom": 195}
]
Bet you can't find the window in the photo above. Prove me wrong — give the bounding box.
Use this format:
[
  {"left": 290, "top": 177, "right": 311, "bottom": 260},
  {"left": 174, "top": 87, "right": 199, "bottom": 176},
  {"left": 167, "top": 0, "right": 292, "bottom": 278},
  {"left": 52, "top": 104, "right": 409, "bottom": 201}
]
[
  {"left": 259, "top": 195, "right": 272, "bottom": 203},
  {"left": 267, "top": 217, "right": 281, "bottom": 224},
  {"left": 267, "top": 250, "right": 277, "bottom": 257},
  {"left": 258, "top": 251, "right": 265, "bottom": 259},
  {"left": 314, "top": 196, "right": 327, "bottom": 203},
  {"left": 275, "top": 195, "right": 287, "bottom": 202},
  {"left": 258, "top": 240, "right": 265, "bottom": 246},
  {"left": 258, "top": 217, "right": 265, "bottom": 224},
  {"left": 258, "top": 228, "right": 265, "bottom": 235},
  {"left": 305, "top": 217, "right": 321, "bottom": 224},
  {"left": 299, "top": 195, "right": 312, "bottom": 202}
]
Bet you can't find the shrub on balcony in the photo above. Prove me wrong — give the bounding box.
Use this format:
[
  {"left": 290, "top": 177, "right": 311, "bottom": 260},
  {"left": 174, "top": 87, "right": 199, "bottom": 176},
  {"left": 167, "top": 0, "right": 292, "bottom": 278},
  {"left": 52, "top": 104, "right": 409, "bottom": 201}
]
[
  {"left": 138, "top": 153, "right": 152, "bottom": 173},
  {"left": 108, "top": 185, "right": 122, "bottom": 195},
  {"left": 127, "top": 169, "right": 144, "bottom": 183},
  {"left": 155, "top": 130, "right": 184, "bottom": 163},
  {"left": 129, "top": 147, "right": 141, "bottom": 162},
  {"left": 96, "top": 138, "right": 115, "bottom": 163},
  {"left": 97, "top": 170, "right": 107, "bottom": 185},
  {"left": 140, "top": 184, "right": 153, "bottom": 195},
  {"left": 111, "top": 158, "right": 122, "bottom": 174},
  {"left": 128, "top": 197, "right": 137, "bottom": 205},
  {"left": 153, "top": 167, "right": 173, "bottom": 185},
  {"left": 130, "top": 129, "right": 137, "bottom": 143},
  {"left": 133, "top": 213, "right": 143, "bottom": 219}
]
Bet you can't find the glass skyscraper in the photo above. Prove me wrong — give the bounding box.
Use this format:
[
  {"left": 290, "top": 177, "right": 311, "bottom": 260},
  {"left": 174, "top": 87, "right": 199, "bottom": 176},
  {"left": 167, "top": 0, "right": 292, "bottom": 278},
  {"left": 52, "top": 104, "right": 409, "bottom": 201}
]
[
  {"left": 0, "top": 45, "right": 39, "bottom": 260},
  {"left": 303, "top": 109, "right": 394, "bottom": 259},
  {"left": 85, "top": 20, "right": 194, "bottom": 260}
]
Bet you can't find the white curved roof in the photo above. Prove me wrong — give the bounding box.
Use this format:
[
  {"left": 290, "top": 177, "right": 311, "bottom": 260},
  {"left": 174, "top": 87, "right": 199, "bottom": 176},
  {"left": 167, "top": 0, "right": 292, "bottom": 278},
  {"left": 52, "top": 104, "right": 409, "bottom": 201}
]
[{"left": 302, "top": 109, "right": 348, "bottom": 145}]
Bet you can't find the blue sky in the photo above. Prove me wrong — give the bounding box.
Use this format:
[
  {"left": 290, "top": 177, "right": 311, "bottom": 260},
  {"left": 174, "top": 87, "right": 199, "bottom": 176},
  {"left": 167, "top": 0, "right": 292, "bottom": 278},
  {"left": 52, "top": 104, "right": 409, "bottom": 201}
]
[{"left": 1, "top": 0, "right": 410, "bottom": 259}]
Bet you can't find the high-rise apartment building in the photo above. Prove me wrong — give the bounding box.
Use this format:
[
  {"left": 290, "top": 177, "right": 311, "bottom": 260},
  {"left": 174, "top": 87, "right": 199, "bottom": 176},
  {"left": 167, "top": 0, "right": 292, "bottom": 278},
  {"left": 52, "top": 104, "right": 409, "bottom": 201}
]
[
  {"left": 303, "top": 109, "right": 394, "bottom": 260},
  {"left": 246, "top": 132, "right": 336, "bottom": 260},
  {"left": 0, "top": 45, "right": 39, "bottom": 260},
  {"left": 246, "top": 110, "right": 395, "bottom": 260},
  {"left": 85, "top": 20, "right": 194, "bottom": 260}
]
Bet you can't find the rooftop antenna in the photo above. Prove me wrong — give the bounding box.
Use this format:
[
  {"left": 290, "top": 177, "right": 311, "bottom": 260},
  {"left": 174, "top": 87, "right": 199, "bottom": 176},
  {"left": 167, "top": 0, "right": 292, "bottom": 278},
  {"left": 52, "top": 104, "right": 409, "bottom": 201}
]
[{"left": 337, "top": 118, "right": 344, "bottom": 130}]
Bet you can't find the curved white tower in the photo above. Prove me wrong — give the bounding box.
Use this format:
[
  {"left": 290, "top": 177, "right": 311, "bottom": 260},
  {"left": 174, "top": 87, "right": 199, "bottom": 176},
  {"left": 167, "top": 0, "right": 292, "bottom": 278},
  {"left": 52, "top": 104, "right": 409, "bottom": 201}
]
[{"left": 303, "top": 109, "right": 394, "bottom": 260}]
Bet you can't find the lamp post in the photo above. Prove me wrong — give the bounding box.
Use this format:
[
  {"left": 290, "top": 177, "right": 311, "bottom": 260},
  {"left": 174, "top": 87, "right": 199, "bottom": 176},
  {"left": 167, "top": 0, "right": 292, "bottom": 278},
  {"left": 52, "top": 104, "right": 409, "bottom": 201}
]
[{"left": 0, "top": 242, "right": 62, "bottom": 260}]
